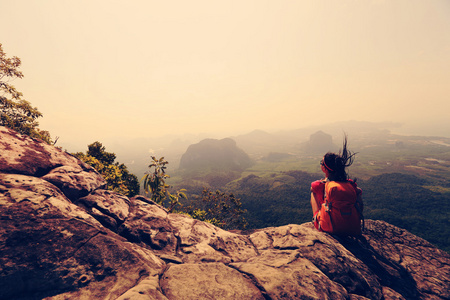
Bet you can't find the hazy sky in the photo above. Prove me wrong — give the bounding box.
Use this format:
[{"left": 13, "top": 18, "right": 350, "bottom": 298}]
[{"left": 1, "top": 0, "right": 450, "bottom": 146}]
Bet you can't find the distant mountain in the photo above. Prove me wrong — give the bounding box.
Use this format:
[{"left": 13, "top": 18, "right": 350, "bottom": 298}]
[
  {"left": 99, "top": 120, "right": 447, "bottom": 181},
  {"left": 230, "top": 121, "right": 401, "bottom": 158},
  {"left": 231, "top": 130, "right": 282, "bottom": 159},
  {"left": 179, "top": 138, "right": 253, "bottom": 172},
  {"left": 231, "top": 129, "right": 304, "bottom": 159},
  {"left": 301, "top": 130, "right": 339, "bottom": 154}
]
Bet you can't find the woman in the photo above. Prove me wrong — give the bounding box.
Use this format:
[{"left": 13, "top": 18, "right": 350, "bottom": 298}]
[{"left": 310, "top": 135, "right": 363, "bottom": 235}]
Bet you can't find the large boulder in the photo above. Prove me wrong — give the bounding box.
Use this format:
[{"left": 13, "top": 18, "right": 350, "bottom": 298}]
[
  {"left": 0, "top": 173, "right": 164, "bottom": 300},
  {"left": 0, "top": 126, "right": 106, "bottom": 195},
  {"left": 160, "top": 263, "right": 265, "bottom": 300},
  {"left": 244, "top": 225, "right": 382, "bottom": 299},
  {"left": 77, "top": 189, "right": 131, "bottom": 231},
  {"left": 303, "top": 130, "right": 337, "bottom": 153},
  {"left": 1, "top": 126, "right": 449, "bottom": 299},
  {"left": 42, "top": 165, "right": 105, "bottom": 201}
]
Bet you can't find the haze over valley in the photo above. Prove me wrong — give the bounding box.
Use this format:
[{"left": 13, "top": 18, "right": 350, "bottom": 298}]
[
  {"left": 1, "top": 0, "right": 449, "bottom": 148},
  {"left": 81, "top": 120, "right": 450, "bottom": 183}
]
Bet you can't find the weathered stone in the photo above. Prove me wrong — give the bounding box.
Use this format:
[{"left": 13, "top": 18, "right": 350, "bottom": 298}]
[
  {"left": 116, "top": 275, "right": 168, "bottom": 300},
  {"left": 118, "top": 198, "right": 178, "bottom": 255},
  {"left": 0, "top": 173, "right": 164, "bottom": 300},
  {"left": 42, "top": 165, "right": 106, "bottom": 201},
  {"left": 160, "top": 263, "right": 265, "bottom": 300},
  {"left": 349, "top": 294, "right": 371, "bottom": 300},
  {"left": 0, "top": 173, "right": 98, "bottom": 222},
  {"left": 168, "top": 213, "right": 258, "bottom": 263},
  {"left": 382, "top": 286, "right": 407, "bottom": 300},
  {"left": 0, "top": 126, "right": 92, "bottom": 177},
  {"left": 231, "top": 250, "right": 348, "bottom": 299},
  {"left": 249, "top": 224, "right": 383, "bottom": 299},
  {"left": 352, "top": 221, "right": 450, "bottom": 300},
  {"left": 77, "top": 189, "right": 131, "bottom": 231}
]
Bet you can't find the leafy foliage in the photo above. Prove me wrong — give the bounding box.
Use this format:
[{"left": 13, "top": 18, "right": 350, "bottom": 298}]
[
  {"left": 74, "top": 142, "right": 139, "bottom": 197},
  {"left": 182, "top": 188, "right": 248, "bottom": 230},
  {"left": 0, "top": 43, "right": 51, "bottom": 143},
  {"left": 142, "top": 156, "right": 187, "bottom": 212},
  {"left": 87, "top": 141, "right": 116, "bottom": 165},
  {"left": 233, "top": 171, "right": 317, "bottom": 229},
  {"left": 143, "top": 157, "right": 247, "bottom": 229}
]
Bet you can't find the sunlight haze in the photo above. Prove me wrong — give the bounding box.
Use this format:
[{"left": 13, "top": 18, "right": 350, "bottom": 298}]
[{"left": 1, "top": 0, "right": 449, "bottom": 147}]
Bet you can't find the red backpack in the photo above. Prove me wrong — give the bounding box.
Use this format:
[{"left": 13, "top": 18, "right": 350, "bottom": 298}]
[{"left": 316, "top": 180, "right": 363, "bottom": 236}]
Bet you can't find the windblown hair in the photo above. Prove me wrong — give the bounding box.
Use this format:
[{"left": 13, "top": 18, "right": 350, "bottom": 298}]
[{"left": 322, "top": 135, "right": 356, "bottom": 181}]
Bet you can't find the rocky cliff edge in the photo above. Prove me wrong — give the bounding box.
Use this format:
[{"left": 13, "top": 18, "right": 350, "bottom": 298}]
[{"left": 0, "top": 126, "right": 449, "bottom": 300}]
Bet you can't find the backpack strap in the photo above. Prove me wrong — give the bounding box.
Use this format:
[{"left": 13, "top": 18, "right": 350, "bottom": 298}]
[
  {"left": 349, "top": 180, "right": 365, "bottom": 232},
  {"left": 323, "top": 181, "right": 335, "bottom": 233}
]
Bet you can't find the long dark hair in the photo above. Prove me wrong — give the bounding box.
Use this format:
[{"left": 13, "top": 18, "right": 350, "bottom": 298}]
[{"left": 321, "top": 135, "right": 356, "bottom": 181}]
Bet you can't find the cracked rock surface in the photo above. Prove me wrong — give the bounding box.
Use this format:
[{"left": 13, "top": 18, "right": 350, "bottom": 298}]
[{"left": 1, "top": 126, "right": 449, "bottom": 300}]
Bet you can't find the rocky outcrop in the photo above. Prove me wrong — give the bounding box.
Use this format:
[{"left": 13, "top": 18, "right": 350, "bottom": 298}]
[
  {"left": 179, "top": 138, "right": 253, "bottom": 171},
  {"left": 304, "top": 130, "right": 337, "bottom": 153},
  {"left": 1, "top": 126, "right": 449, "bottom": 300}
]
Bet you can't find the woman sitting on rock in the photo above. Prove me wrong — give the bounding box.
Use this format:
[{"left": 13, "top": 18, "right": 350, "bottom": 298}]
[{"left": 310, "top": 136, "right": 363, "bottom": 236}]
